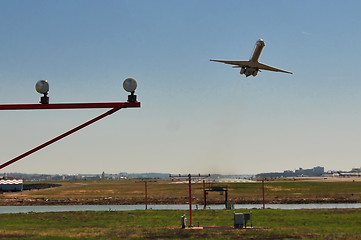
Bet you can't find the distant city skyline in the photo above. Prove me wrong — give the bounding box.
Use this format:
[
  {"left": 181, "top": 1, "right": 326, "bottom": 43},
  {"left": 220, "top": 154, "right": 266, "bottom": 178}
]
[
  {"left": 2, "top": 164, "right": 359, "bottom": 177},
  {"left": 1, "top": 1, "right": 361, "bottom": 174}
]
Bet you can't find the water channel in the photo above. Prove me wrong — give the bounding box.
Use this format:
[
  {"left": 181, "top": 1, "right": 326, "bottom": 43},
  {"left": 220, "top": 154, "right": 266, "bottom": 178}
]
[{"left": 1, "top": 203, "right": 361, "bottom": 214}]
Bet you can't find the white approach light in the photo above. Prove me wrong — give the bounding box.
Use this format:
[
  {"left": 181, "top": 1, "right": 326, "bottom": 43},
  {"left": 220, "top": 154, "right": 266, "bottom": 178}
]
[
  {"left": 123, "top": 78, "right": 138, "bottom": 102},
  {"left": 35, "top": 80, "right": 49, "bottom": 104},
  {"left": 123, "top": 78, "right": 137, "bottom": 93},
  {"left": 35, "top": 80, "right": 49, "bottom": 94}
]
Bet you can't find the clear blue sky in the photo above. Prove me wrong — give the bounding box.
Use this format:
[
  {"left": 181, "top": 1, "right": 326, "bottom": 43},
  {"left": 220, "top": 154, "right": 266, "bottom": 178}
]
[{"left": 1, "top": 0, "right": 361, "bottom": 174}]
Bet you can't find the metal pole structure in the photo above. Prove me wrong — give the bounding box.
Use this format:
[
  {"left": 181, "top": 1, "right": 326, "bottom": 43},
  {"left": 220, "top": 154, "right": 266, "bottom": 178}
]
[
  {"left": 203, "top": 179, "right": 206, "bottom": 209},
  {"left": 169, "top": 174, "right": 210, "bottom": 228},
  {"left": 0, "top": 101, "right": 140, "bottom": 170},
  {"left": 262, "top": 179, "right": 265, "bottom": 209},
  {"left": 145, "top": 181, "right": 148, "bottom": 210},
  {"left": 188, "top": 174, "right": 193, "bottom": 227},
  {"left": 225, "top": 186, "right": 228, "bottom": 209},
  {"left": 136, "top": 180, "right": 156, "bottom": 210}
]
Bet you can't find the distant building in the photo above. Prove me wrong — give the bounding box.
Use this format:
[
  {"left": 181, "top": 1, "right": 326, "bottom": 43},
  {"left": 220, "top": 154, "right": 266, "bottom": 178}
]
[
  {"left": 351, "top": 168, "right": 361, "bottom": 173},
  {"left": 256, "top": 166, "right": 325, "bottom": 178},
  {"left": 295, "top": 166, "right": 324, "bottom": 176}
]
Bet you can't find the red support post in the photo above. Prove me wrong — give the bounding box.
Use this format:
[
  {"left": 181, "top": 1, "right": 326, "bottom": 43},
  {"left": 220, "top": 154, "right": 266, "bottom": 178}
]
[
  {"left": 203, "top": 179, "right": 206, "bottom": 209},
  {"left": 169, "top": 174, "right": 209, "bottom": 228},
  {"left": 145, "top": 181, "right": 148, "bottom": 210},
  {"left": 188, "top": 174, "right": 192, "bottom": 227},
  {"left": 262, "top": 179, "right": 265, "bottom": 209}
]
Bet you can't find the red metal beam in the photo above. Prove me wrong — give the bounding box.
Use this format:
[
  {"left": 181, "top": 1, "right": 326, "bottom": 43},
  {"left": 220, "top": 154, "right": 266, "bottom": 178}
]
[
  {"left": 0, "top": 101, "right": 141, "bottom": 170},
  {"left": 0, "top": 101, "right": 140, "bottom": 110}
]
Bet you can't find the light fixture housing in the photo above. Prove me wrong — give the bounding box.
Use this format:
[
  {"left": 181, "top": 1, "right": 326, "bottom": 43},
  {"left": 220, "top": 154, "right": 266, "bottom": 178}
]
[
  {"left": 123, "top": 78, "right": 137, "bottom": 102},
  {"left": 35, "top": 80, "right": 49, "bottom": 94},
  {"left": 35, "top": 80, "right": 49, "bottom": 104},
  {"left": 123, "top": 78, "right": 137, "bottom": 92}
]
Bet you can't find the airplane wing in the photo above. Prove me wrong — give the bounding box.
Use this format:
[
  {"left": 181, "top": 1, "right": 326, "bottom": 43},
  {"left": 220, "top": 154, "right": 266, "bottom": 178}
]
[
  {"left": 254, "top": 62, "right": 293, "bottom": 74},
  {"left": 210, "top": 59, "right": 293, "bottom": 74},
  {"left": 210, "top": 59, "right": 252, "bottom": 68}
]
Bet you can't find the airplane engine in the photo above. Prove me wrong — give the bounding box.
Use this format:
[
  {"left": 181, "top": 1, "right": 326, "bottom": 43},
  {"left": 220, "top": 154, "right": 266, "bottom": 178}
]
[
  {"left": 245, "top": 68, "right": 254, "bottom": 77},
  {"left": 240, "top": 67, "right": 246, "bottom": 75},
  {"left": 252, "top": 71, "right": 258, "bottom": 76}
]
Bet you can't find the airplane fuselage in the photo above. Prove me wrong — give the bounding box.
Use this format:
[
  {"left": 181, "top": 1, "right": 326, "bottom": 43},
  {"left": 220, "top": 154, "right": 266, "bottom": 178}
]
[
  {"left": 243, "top": 39, "right": 266, "bottom": 76},
  {"left": 249, "top": 39, "right": 265, "bottom": 62}
]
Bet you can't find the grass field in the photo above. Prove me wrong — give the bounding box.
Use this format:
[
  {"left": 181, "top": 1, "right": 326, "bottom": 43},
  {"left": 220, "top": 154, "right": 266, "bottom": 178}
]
[
  {"left": 1, "top": 209, "right": 361, "bottom": 239},
  {"left": 1, "top": 179, "right": 361, "bottom": 239},
  {"left": 2, "top": 178, "right": 361, "bottom": 205}
]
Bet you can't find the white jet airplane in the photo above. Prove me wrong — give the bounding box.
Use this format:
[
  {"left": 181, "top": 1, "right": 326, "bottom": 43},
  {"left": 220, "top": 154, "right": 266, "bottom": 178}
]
[{"left": 210, "top": 39, "right": 293, "bottom": 77}]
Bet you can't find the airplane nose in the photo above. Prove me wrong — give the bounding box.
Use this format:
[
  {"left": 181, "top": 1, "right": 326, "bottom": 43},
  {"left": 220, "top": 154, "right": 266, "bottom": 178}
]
[{"left": 257, "top": 39, "right": 265, "bottom": 46}]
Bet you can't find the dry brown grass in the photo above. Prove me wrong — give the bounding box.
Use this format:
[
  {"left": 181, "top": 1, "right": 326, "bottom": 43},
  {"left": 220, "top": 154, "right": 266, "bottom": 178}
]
[{"left": 2, "top": 178, "right": 361, "bottom": 205}]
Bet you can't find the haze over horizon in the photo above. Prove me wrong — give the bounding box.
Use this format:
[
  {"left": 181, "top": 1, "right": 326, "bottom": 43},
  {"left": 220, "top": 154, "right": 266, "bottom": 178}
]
[
  {"left": 1, "top": 165, "right": 328, "bottom": 177},
  {"left": 1, "top": 1, "right": 361, "bottom": 175}
]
